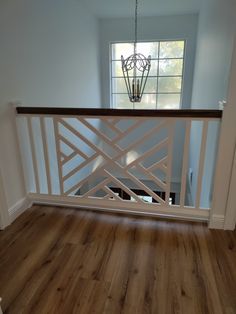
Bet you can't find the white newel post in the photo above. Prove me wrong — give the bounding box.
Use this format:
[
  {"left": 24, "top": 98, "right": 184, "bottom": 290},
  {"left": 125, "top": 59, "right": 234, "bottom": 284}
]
[
  {"left": 0, "top": 167, "right": 10, "bottom": 230},
  {"left": 210, "top": 37, "right": 236, "bottom": 230},
  {"left": 224, "top": 148, "right": 236, "bottom": 229},
  {"left": 0, "top": 297, "right": 3, "bottom": 314}
]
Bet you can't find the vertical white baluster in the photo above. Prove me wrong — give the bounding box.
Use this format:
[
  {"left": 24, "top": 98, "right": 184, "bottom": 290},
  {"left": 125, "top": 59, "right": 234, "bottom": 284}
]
[
  {"left": 180, "top": 120, "right": 191, "bottom": 207},
  {"left": 27, "top": 116, "right": 40, "bottom": 194},
  {"left": 53, "top": 118, "right": 64, "bottom": 195},
  {"left": 0, "top": 297, "right": 3, "bottom": 314},
  {"left": 165, "top": 119, "right": 174, "bottom": 205},
  {"left": 40, "top": 117, "right": 52, "bottom": 195},
  {"left": 196, "top": 120, "right": 209, "bottom": 209}
]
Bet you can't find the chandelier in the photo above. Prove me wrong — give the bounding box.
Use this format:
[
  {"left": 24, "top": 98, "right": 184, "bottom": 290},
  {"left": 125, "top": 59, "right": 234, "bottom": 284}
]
[{"left": 121, "top": 0, "right": 151, "bottom": 103}]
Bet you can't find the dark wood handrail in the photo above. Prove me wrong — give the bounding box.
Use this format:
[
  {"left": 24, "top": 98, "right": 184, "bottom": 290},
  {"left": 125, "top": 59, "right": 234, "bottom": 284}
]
[{"left": 16, "top": 107, "right": 223, "bottom": 118}]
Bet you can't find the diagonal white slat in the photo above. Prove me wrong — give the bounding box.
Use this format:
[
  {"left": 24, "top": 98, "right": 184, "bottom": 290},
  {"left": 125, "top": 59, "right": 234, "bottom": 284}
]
[
  {"left": 103, "top": 186, "right": 124, "bottom": 201},
  {"left": 124, "top": 138, "right": 168, "bottom": 170},
  {"left": 117, "top": 119, "right": 168, "bottom": 154},
  {"left": 59, "top": 119, "right": 116, "bottom": 161},
  {"left": 102, "top": 169, "right": 144, "bottom": 203},
  {"left": 78, "top": 117, "right": 123, "bottom": 153},
  {"left": 147, "top": 156, "right": 168, "bottom": 172},
  {"left": 62, "top": 151, "right": 78, "bottom": 166},
  {"left": 113, "top": 119, "right": 167, "bottom": 148},
  {"left": 63, "top": 152, "right": 99, "bottom": 185},
  {"left": 180, "top": 120, "right": 191, "bottom": 207},
  {"left": 113, "top": 119, "right": 145, "bottom": 144},
  {"left": 111, "top": 118, "right": 123, "bottom": 129},
  {"left": 136, "top": 163, "right": 166, "bottom": 191},
  {"left": 53, "top": 118, "right": 64, "bottom": 195},
  {"left": 104, "top": 194, "right": 112, "bottom": 200},
  {"left": 121, "top": 168, "right": 165, "bottom": 204},
  {"left": 82, "top": 177, "right": 111, "bottom": 198},
  {"left": 102, "top": 119, "right": 123, "bottom": 136},
  {"left": 59, "top": 134, "right": 88, "bottom": 160},
  {"left": 61, "top": 152, "right": 68, "bottom": 160},
  {"left": 64, "top": 158, "right": 108, "bottom": 195}
]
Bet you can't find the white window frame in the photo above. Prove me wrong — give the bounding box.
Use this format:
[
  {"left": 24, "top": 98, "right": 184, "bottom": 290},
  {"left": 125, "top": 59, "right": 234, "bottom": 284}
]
[{"left": 109, "top": 39, "right": 186, "bottom": 109}]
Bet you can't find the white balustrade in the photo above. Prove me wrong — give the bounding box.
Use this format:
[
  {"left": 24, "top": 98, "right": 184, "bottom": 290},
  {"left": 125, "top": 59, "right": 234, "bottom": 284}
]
[{"left": 16, "top": 108, "right": 222, "bottom": 221}]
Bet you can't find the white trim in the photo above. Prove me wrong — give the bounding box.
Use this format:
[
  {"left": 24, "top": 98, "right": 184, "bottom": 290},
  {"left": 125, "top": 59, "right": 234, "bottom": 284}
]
[
  {"left": 0, "top": 168, "right": 10, "bottom": 230},
  {"left": 224, "top": 144, "right": 236, "bottom": 230},
  {"left": 8, "top": 197, "right": 32, "bottom": 223},
  {"left": 208, "top": 214, "right": 225, "bottom": 229},
  {"left": 0, "top": 297, "right": 3, "bottom": 314},
  {"left": 28, "top": 193, "right": 209, "bottom": 222}
]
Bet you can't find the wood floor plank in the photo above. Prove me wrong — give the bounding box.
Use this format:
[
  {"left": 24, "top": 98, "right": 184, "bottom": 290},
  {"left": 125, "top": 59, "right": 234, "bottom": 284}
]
[
  {"left": 0, "top": 207, "right": 68, "bottom": 310},
  {"left": 0, "top": 205, "right": 236, "bottom": 314}
]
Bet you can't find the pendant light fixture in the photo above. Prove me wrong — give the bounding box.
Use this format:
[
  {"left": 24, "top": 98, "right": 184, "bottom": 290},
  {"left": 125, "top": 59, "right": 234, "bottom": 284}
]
[{"left": 121, "top": 0, "right": 151, "bottom": 103}]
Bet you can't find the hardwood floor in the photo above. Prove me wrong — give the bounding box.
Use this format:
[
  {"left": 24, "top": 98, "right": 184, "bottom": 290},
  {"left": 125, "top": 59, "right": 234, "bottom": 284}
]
[{"left": 0, "top": 206, "right": 236, "bottom": 314}]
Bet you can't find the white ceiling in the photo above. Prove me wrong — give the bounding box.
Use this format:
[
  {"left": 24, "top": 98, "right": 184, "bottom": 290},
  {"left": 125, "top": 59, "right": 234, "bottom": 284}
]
[{"left": 82, "top": 0, "right": 201, "bottom": 18}]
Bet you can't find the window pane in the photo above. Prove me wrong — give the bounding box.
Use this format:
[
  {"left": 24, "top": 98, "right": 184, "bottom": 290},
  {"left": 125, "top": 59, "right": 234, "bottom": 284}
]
[
  {"left": 136, "top": 42, "right": 159, "bottom": 58},
  {"left": 112, "top": 43, "right": 134, "bottom": 60},
  {"left": 111, "top": 40, "right": 185, "bottom": 109},
  {"left": 112, "top": 77, "right": 157, "bottom": 94},
  {"left": 112, "top": 61, "right": 123, "bottom": 77},
  {"left": 113, "top": 94, "right": 133, "bottom": 109},
  {"left": 113, "top": 94, "right": 157, "bottom": 109},
  {"left": 159, "top": 59, "right": 183, "bottom": 76},
  {"left": 145, "top": 78, "right": 157, "bottom": 93},
  {"left": 160, "top": 41, "right": 184, "bottom": 58},
  {"left": 158, "top": 77, "right": 182, "bottom": 93},
  {"left": 157, "top": 94, "right": 181, "bottom": 109},
  {"left": 112, "top": 78, "right": 127, "bottom": 93},
  {"left": 149, "top": 60, "right": 158, "bottom": 76},
  {"left": 134, "top": 94, "right": 156, "bottom": 109}
]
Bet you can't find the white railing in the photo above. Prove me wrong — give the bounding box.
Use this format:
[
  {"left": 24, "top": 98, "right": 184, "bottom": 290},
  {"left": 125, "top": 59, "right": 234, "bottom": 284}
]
[
  {"left": 16, "top": 108, "right": 222, "bottom": 221},
  {"left": 0, "top": 298, "right": 3, "bottom": 314}
]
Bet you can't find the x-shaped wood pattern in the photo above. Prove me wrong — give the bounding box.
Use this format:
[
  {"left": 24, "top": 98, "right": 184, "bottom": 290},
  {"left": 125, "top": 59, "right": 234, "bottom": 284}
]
[{"left": 55, "top": 116, "right": 174, "bottom": 206}]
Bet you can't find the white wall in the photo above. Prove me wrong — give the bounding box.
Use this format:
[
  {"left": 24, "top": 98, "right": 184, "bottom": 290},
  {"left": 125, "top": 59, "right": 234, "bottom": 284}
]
[
  {"left": 189, "top": 0, "right": 236, "bottom": 208},
  {"left": 0, "top": 0, "right": 101, "bottom": 214}
]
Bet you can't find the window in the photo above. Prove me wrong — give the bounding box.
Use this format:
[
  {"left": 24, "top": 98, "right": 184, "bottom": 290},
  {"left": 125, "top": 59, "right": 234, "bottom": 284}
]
[{"left": 110, "top": 40, "right": 185, "bottom": 109}]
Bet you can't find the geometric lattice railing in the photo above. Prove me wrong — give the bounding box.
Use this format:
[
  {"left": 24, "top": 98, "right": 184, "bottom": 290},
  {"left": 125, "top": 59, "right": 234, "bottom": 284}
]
[{"left": 16, "top": 108, "right": 222, "bottom": 221}]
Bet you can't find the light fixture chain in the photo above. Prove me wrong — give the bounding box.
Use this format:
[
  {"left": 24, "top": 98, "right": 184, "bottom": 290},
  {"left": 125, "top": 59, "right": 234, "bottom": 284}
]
[
  {"left": 134, "top": 0, "right": 138, "bottom": 55},
  {"left": 121, "top": 0, "right": 151, "bottom": 103}
]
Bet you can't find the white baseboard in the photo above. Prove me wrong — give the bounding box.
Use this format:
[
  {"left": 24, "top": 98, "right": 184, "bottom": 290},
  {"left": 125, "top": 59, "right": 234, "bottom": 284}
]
[
  {"left": 28, "top": 193, "right": 209, "bottom": 222},
  {"left": 208, "top": 214, "right": 225, "bottom": 229},
  {"left": 8, "top": 197, "right": 32, "bottom": 223}
]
